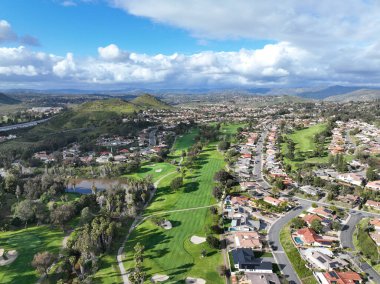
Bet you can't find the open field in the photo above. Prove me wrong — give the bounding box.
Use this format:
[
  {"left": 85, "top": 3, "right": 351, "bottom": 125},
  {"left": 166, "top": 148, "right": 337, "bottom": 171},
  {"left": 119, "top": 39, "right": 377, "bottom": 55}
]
[
  {"left": 171, "top": 128, "right": 199, "bottom": 154},
  {"left": 279, "top": 223, "right": 318, "bottom": 284},
  {"left": 281, "top": 123, "right": 329, "bottom": 169},
  {"left": 122, "top": 138, "right": 225, "bottom": 283},
  {"left": 353, "top": 218, "right": 380, "bottom": 274},
  {"left": 0, "top": 226, "right": 65, "bottom": 284}
]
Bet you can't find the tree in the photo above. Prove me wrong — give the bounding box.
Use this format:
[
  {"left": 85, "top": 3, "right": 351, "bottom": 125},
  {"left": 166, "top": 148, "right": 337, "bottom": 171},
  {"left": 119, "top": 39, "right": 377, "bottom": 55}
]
[
  {"left": 79, "top": 207, "right": 93, "bottom": 225},
  {"left": 332, "top": 221, "right": 342, "bottom": 231},
  {"left": 32, "top": 251, "right": 56, "bottom": 277},
  {"left": 212, "top": 186, "right": 223, "bottom": 200},
  {"left": 50, "top": 204, "right": 74, "bottom": 229},
  {"left": 218, "top": 141, "right": 230, "bottom": 151},
  {"left": 170, "top": 177, "right": 183, "bottom": 191},
  {"left": 13, "top": 199, "right": 35, "bottom": 227},
  {"left": 366, "top": 167, "right": 378, "bottom": 182},
  {"left": 214, "top": 170, "right": 234, "bottom": 186},
  {"left": 310, "top": 219, "right": 323, "bottom": 234},
  {"left": 206, "top": 235, "right": 221, "bottom": 249},
  {"left": 291, "top": 217, "right": 306, "bottom": 229}
]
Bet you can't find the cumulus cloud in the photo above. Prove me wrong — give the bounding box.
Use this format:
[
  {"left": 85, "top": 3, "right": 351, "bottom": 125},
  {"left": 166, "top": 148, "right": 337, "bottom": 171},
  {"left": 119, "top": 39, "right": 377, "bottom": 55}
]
[
  {"left": 109, "top": 0, "right": 380, "bottom": 48},
  {"left": 98, "top": 44, "right": 128, "bottom": 61},
  {"left": 1, "top": 41, "right": 380, "bottom": 88},
  {"left": 0, "top": 19, "right": 40, "bottom": 46}
]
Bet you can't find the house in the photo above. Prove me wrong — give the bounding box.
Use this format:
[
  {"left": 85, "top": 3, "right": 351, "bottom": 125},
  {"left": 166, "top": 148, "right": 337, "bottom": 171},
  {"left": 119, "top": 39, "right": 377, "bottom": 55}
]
[
  {"left": 365, "top": 200, "right": 380, "bottom": 210},
  {"left": 299, "top": 185, "right": 320, "bottom": 196},
  {"left": 263, "top": 196, "right": 283, "bottom": 207},
  {"left": 231, "top": 196, "right": 250, "bottom": 206},
  {"left": 370, "top": 218, "right": 380, "bottom": 230},
  {"left": 367, "top": 180, "right": 380, "bottom": 191},
  {"left": 309, "top": 207, "right": 335, "bottom": 219},
  {"left": 294, "top": 228, "right": 333, "bottom": 247},
  {"left": 231, "top": 248, "right": 272, "bottom": 273},
  {"left": 315, "top": 270, "right": 362, "bottom": 284},
  {"left": 337, "top": 173, "right": 364, "bottom": 186},
  {"left": 337, "top": 194, "right": 360, "bottom": 205},
  {"left": 303, "top": 214, "right": 323, "bottom": 226},
  {"left": 233, "top": 232, "right": 263, "bottom": 249},
  {"left": 370, "top": 231, "right": 380, "bottom": 246},
  {"left": 243, "top": 273, "right": 281, "bottom": 284},
  {"left": 303, "top": 250, "right": 348, "bottom": 271}
]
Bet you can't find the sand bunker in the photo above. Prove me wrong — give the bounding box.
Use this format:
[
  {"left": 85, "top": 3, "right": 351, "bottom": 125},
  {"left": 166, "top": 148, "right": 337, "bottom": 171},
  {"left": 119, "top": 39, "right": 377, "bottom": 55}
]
[
  {"left": 151, "top": 274, "right": 169, "bottom": 283},
  {"left": 190, "top": 236, "right": 206, "bottom": 244},
  {"left": 185, "top": 277, "right": 206, "bottom": 284},
  {"left": 162, "top": 220, "right": 172, "bottom": 230},
  {"left": 0, "top": 249, "right": 18, "bottom": 266},
  {"left": 155, "top": 169, "right": 163, "bottom": 173}
]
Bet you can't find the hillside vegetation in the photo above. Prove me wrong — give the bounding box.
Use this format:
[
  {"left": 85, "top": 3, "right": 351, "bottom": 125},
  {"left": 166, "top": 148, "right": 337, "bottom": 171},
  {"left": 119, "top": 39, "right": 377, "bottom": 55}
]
[
  {"left": 131, "top": 94, "right": 172, "bottom": 109},
  {"left": 0, "top": 93, "right": 21, "bottom": 105}
]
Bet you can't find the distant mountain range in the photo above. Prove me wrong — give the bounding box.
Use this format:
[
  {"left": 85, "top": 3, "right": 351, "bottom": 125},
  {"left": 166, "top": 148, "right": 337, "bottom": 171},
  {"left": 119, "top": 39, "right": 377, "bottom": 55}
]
[
  {"left": 0, "top": 93, "right": 21, "bottom": 105},
  {"left": 2, "top": 85, "right": 380, "bottom": 102}
]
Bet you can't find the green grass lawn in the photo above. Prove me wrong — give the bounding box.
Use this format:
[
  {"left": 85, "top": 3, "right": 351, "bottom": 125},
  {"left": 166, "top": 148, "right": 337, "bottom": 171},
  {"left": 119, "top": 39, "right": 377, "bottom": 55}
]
[
  {"left": 280, "top": 224, "right": 318, "bottom": 284},
  {"left": 122, "top": 143, "right": 225, "bottom": 283},
  {"left": 172, "top": 128, "right": 199, "bottom": 154},
  {"left": 0, "top": 226, "right": 65, "bottom": 284},
  {"left": 281, "top": 123, "right": 329, "bottom": 170},
  {"left": 353, "top": 218, "right": 380, "bottom": 274},
  {"left": 219, "top": 122, "right": 247, "bottom": 136},
  {"left": 126, "top": 162, "right": 177, "bottom": 182}
]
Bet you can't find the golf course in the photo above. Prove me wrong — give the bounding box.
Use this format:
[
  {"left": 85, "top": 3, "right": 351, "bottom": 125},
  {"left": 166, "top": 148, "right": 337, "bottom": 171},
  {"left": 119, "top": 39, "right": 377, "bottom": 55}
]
[{"left": 122, "top": 130, "right": 226, "bottom": 283}]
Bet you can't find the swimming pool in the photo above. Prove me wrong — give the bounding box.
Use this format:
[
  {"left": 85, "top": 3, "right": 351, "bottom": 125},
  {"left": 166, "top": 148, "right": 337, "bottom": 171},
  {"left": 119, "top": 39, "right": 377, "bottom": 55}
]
[{"left": 294, "top": 236, "right": 304, "bottom": 245}]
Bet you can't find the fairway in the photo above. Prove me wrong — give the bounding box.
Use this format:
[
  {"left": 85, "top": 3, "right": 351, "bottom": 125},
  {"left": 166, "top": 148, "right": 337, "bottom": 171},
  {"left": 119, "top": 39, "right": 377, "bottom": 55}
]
[
  {"left": 122, "top": 142, "right": 225, "bottom": 283},
  {"left": 281, "top": 123, "right": 329, "bottom": 169},
  {"left": 171, "top": 128, "right": 199, "bottom": 154},
  {"left": 126, "top": 162, "right": 177, "bottom": 182},
  {"left": 0, "top": 226, "right": 64, "bottom": 284}
]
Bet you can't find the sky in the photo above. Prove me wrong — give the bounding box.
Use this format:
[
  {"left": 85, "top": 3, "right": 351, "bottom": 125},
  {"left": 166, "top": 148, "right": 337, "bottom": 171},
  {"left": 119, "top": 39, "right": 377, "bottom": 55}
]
[{"left": 0, "top": 0, "right": 380, "bottom": 89}]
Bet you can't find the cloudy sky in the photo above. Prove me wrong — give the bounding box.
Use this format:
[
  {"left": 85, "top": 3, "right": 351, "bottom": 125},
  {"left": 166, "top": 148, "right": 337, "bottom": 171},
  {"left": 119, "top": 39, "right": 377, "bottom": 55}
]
[{"left": 1, "top": 0, "right": 380, "bottom": 89}]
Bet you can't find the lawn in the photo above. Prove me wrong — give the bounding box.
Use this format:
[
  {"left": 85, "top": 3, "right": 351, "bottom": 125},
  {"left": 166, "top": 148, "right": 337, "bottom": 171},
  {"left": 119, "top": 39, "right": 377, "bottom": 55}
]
[
  {"left": 0, "top": 226, "right": 65, "bottom": 284},
  {"left": 172, "top": 128, "right": 199, "bottom": 154},
  {"left": 281, "top": 123, "right": 329, "bottom": 170},
  {"left": 122, "top": 143, "right": 225, "bottom": 283},
  {"left": 126, "top": 162, "right": 177, "bottom": 182},
  {"left": 279, "top": 223, "right": 318, "bottom": 284},
  {"left": 353, "top": 218, "right": 380, "bottom": 274},
  {"left": 219, "top": 122, "right": 247, "bottom": 136}
]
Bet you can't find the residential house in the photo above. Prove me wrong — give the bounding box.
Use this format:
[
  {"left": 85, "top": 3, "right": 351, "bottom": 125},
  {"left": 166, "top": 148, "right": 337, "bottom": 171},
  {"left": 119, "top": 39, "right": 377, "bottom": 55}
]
[
  {"left": 367, "top": 180, "right": 380, "bottom": 191},
  {"left": 309, "top": 207, "right": 335, "bottom": 220},
  {"left": 365, "top": 200, "right": 380, "bottom": 211},
  {"left": 315, "top": 270, "right": 362, "bottom": 284},
  {"left": 294, "top": 228, "right": 334, "bottom": 247},
  {"left": 299, "top": 185, "right": 320, "bottom": 196},
  {"left": 233, "top": 232, "right": 263, "bottom": 250},
  {"left": 243, "top": 273, "right": 281, "bottom": 284},
  {"left": 303, "top": 214, "right": 323, "bottom": 226},
  {"left": 337, "top": 173, "right": 365, "bottom": 187},
  {"left": 263, "top": 196, "right": 283, "bottom": 207},
  {"left": 303, "top": 250, "right": 348, "bottom": 271},
  {"left": 231, "top": 248, "right": 273, "bottom": 273}
]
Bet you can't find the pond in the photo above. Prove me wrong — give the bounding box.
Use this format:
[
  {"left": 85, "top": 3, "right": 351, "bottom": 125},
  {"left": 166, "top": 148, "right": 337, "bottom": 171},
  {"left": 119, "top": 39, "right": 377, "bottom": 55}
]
[{"left": 66, "top": 178, "right": 127, "bottom": 194}]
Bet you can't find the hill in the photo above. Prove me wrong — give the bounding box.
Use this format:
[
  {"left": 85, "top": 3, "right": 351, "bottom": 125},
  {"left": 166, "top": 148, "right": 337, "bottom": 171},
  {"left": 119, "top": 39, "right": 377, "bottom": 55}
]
[
  {"left": 324, "top": 89, "right": 380, "bottom": 102},
  {"left": 0, "top": 93, "right": 20, "bottom": 104},
  {"left": 131, "top": 94, "right": 172, "bottom": 109},
  {"left": 296, "top": 85, "right": 362, "bottom": 100}
]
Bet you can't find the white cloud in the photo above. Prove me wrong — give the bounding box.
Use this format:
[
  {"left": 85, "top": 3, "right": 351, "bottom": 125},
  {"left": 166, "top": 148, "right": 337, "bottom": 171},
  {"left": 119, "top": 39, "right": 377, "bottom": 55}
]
[
  {"left": 109, "top": 0, "right": 380, "bottom": 48},
  {"left": 1, "top": 41, "right": 380, "bottom": 88},
  {"left": 53, "top": 53, "right": 76, "bottom": 77},
  {"left": 0, "top": 20, "right": 17, "bottom": 43}
]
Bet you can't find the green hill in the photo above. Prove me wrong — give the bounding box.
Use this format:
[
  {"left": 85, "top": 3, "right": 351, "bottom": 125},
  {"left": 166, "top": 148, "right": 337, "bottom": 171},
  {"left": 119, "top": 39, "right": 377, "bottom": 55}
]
[
  {"left": 0, "top": 93, "right": 20, "bottom": 105},
  {"left": 131, "top": 94, "right": 172, "bottom": 109},
  {"left": 78, "top": 98, "right": 136, "bottom": 113}
]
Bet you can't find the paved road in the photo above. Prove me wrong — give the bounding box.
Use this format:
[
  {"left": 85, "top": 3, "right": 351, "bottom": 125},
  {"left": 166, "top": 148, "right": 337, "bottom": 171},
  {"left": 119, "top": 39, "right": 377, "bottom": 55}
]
[
  {"left": 253, "top": 130, "right": 271, "bottom": 190},
  {"left": 268, "top": 201, "right": 310, "bottom": 284},
  {"left": 149, "top": 128, "right": 157, "bottom": 147},
  {"left": 340, "top": 213, "right": 380, "bottom": 283},
  {"left": 0, "top": 118, "right": 51, "bottom": 132}
]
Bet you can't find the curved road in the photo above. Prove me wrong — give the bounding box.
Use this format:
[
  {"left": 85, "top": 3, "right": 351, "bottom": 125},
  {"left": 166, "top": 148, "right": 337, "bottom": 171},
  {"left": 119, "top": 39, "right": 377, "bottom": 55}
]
[
  {"left": 268, "top": 200, "right": 310, "bottom": 284},
  {"left": 340, "top": 213, "right": 380, "bottom": 283}
]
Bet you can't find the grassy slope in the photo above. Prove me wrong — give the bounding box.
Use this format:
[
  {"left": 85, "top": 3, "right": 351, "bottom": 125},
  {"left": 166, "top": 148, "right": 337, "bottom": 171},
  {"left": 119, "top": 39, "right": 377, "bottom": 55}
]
[
  {"left": 353, "top": 218, "right": 380, "bottom": 273},
  {"left": 127, "top": 162, "right": 177, "bottom": 181},
  {"left": 280, "top": 224, "right": 318, "bottom": 284},
  {"left": 0, "top": 226, "right": 65, "bottom": 284},
  {"left": 131, "top": 94, "right": 172, "bottom": 110},
  {"left": 122, "top": 134, "right": 225, "bottom": 283},
  {"left": 281, "top": 123, "right": 329, "bottom": 169}
]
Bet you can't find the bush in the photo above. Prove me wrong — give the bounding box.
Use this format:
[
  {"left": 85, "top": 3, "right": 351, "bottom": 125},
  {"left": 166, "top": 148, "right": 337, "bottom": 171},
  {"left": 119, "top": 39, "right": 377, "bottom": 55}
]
[
  {"left": 170, "top": 177, "right": 183, "bottom": 191},
  {"left": 206, "top": 235, "right": 221, "bottom": 249}
]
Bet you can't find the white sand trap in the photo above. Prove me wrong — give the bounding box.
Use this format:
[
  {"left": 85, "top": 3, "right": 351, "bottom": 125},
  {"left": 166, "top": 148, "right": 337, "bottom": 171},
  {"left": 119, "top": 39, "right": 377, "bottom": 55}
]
[
  {"left": 185, "top": 277, "right": 206, "bottom": 284},
  {"left": 162, "top": 221, "right": 172, "bottom": 230},
  {"left": 151, "top": 274, "right": 169, "bottom": 282},
  {"left": 155, "top": 169, "right": 163, "bottom": 173},
  {"left": 0, "top": 250, "right": 18, "bottom": 266},
  {"left": 190, "top": 236, "right": 206, "bottom": 244}
]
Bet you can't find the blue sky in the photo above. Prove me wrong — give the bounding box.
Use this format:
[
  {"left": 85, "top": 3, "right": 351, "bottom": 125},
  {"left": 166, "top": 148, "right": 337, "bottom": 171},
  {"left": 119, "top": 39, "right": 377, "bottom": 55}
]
[
  {"left": 0, "top": 0, "right": 380, "bottom": 89},
  {"left": 0, "top": 0, "right": 272, "bottom": 56}
]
